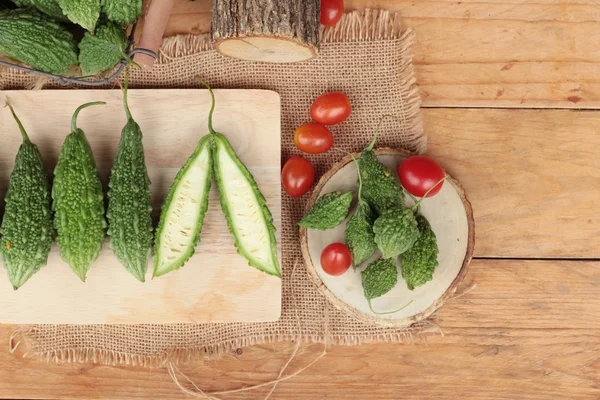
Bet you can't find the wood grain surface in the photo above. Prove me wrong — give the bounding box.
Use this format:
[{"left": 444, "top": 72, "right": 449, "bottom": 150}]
[
  {"left": 1, "top": 1, "right": 599, "bottom": 399},
  {"left": 0, "top": 89, "right": 282, "bottom": 324},
  {"left": 137, "top": 0, "right": 600, "bottom": 109}
]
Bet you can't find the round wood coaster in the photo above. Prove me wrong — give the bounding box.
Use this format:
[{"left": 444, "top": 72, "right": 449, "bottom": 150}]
[{"left": 300, "top": 148, "right": 475, "bottom": 328}]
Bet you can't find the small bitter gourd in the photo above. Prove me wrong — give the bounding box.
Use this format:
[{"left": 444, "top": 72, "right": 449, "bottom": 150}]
[
  {"left": 53, "top": 101, "right": 107, "bottom": 282},
  {"left": 345, "top": 154, "right": 377, "bottom": 268},
  {"left": 57, "top": 0, "right": 100, "bottom": 31},
  {"left": 357, "top": 138, "right": 404, "bottom": 216},
  {"left": 103, "top": 0, "right": 142, "bottom": 26},
  {"left": 373, "top": 207, "right": 420, "bottom": 259},
  {"left": 0, "top": 8, "right": 78, "bottom": 74},
  {"left": 401, "top": 213, "right": 439, "bottom": 290},
  {"left": 107, "top": 76, "right": 153, "bottom": 282},
  {"left": 298, "top": 191, "right": 353, "bottom": 230},
  {"left": 0, "top": 100, "right": 53, "bottom": 289},
  {"left": 78, "top": 22, "right": 128, "bottom": 76},
  {"left": 153, "top": 136, "right": 213, "bottom": 278},
  {"left": 11, "top": 0, "right": 66, "bottom": 19}
]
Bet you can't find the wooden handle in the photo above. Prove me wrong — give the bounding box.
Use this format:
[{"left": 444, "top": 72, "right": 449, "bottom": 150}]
[{"left": 134, "top": 0, "right": 175, "bottom": 69}]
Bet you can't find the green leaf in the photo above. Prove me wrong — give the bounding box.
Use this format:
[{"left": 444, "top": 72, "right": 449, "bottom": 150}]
[
  {"left": 361, "top": 258, "right": 398, "bottom": 300},
  {"left": 402, "top": 214, "right": 439, "bottom": 290},
  {"left": 103, "top": 0, "right": 142, "bottom": 26},
  {"left": 357, "top": 148, "right": 404, "bottom": 216},
  {"left": 78, "top": 22, "right": 127, "bottom": 76},
  {"left": 58, "top": 0, "right": 100, "bottom": 31},
  {"left": 373, "top": 207, "right": 419, "bottom": 259},
  {"left": 345, "top": 200, "right": 376, "bottom": 267},
  {"left": 298, "top": 191, "right": 353, "bottom": 230}
]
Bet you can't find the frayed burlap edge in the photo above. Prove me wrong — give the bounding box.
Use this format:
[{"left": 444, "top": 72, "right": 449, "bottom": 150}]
[{"left": 5, "top": 9, "right": 434, "bottom": 368}]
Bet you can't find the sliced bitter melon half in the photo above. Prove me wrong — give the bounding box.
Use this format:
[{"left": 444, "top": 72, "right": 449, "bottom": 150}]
[
  {"left": 153, "top": 134, "right": 213, "bottom": 278},
  {"left": 203, "top": 85, "right": 280, "bottom": 278}
]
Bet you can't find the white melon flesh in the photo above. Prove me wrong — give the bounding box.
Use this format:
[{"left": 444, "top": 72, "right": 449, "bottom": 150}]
[
  {"left": 216, "top": 144, "right": 277, "bottom": 274},
  {"left": 155, "top": 142, "right": 211, "bottom": 275}
]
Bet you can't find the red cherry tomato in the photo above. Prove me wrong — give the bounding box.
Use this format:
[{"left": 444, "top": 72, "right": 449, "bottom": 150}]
[
  {"left": 294, "top": 123, "right": 334, "bottom": 154},
  {"left": 320, "top": 0, "right": 344, "bottom": 27},
  {"left": 282, "top": 156, "right": 315, "bottom": 198},
  {"left": 320, "top": 242, "right": 352, "bottom": 276},
  {"left": 398, "top": 156, "right": 445, "bottom": 198},
  {"left": 310, "top": 92, "right": 352, "bottom": 125}
]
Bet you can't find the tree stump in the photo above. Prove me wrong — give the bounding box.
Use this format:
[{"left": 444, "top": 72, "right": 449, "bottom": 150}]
[{"left": 211, "top": 0, "right": 320, "bottom": 63}]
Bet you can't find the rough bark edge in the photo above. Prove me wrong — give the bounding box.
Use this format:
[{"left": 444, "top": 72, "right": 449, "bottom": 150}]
[
  {"left": 300, "top": 148, "right": 476, "bottom": 328},
  {"left": 157, "top": 9, "right": 405, "bottom": 62}
]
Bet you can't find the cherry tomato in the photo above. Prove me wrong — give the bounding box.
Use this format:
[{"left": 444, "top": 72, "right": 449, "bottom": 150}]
[
  {"left": 320, "top": 242, "right": 352, "bottom": 276},
  {"left": 320, "top": 0, "right": 344, "bottom": 27},
  {"left": 398, "top": 156, "right": 445, "bottom": 198},
  {"left": 282, "top": 156, "right": 315, "bottom": 198},
  {"left": 294, "top": 123, "right": 334, "bottom": 154},
  {"left": 310, "top": 92, "right": 352, "bottom": 125}
]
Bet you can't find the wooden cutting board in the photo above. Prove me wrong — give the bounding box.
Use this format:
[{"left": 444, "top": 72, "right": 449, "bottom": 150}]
[{"left": 0, "top": 89, "right": 282, "bottom": 324}]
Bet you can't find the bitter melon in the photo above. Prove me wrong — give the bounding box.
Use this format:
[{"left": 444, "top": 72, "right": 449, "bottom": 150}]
[
  {"left": 0, "top": 100, "right": 53, "bottom": 290},
  {"left": 107, "top": 76, "right": 153, "bottom": 282},
  {"left": 153, "top": 135, "right": 213, "bottom": 278},
  {"left": 11, "top": 0, "right": 66, "bottom": 19},
  {"left": 0, "top": 8, "right": 78, "bottom": 74},
  {"left": 103, "top": 0, "right": 142, "bottom": 26},
  {"left": 57, "top": 0, "right": 100, "bottom": 31},
  {"left": 53, "top": 101, "right": 107, "bottom": 282},
  {"left": 78, "top": 22, "right": 128, "bottom": 76}
]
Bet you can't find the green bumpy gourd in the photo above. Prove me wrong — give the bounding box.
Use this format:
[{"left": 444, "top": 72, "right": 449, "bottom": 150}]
[
  {"left": 53, "top": 102, "right": 107, "bottom": 282},
  {"left": 373, "top": 207, "right": 420, "bottom": 259},
  {"left": 103, "top": 0, "right": 142, "bottom": 26},
  {"left": 0, "top": 8, "right": 78, "bottom": 75},
  {"left": 298, "top": 191, "right": 353, "bottom": 230},
  {"left": 402, "top": 214, "right": 439, "bottom": 290},
  {"left": 357, "top": 142, "right": 404, "bottom": 216},
  {"left": 361, "top": 258, "right": 398, "bottom": 301},
  {"left": 107, "top": 77, "right": 153, "bottom": 282},
  {"left": 11, "top": 0, "right": 66, "bottom": 19},
  {"left": 0, "top": 100, "right": 53, "bottom": 290},
  {"left": 79, "top": 22, "right": 128, "bottom": 76},
  {"left": 57, "top": 0, "right": 100, "bottom": 31}
]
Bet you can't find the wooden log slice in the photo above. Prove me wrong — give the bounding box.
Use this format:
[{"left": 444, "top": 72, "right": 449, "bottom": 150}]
[{"left": 211, "top": 0, "right": 320, "bottom": 63}]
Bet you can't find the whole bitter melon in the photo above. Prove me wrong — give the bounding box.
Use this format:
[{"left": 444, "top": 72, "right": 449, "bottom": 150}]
[
  {"left": 0, "top": 8, "right": 78, "bottom": 75},
  {"left": 0, "top": 100, "right": 54, "bottom": 290},
  {"left": 53, "top": 101, "right": 107, "bottom": 282},
  {"left": 107, "top": 77, "right": 153, "bottom": 282},
  {"left": 103, "top": 0, "right": 142, "bottom": 26},
  {"left": 11, "top": 0, "right": 66, "bottom": 19}
]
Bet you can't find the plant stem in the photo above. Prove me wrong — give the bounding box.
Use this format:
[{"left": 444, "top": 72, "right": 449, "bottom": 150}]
[
  {"left": 368, "top": 299, "right": 413, "bottom": 315},
  {"left": 5, "top": 98, "right": 29, "bottom": 143},
  {"left": 196, "top": 77, "right": 216, "bottom": 135},
  {"left": 411, "top": 176, "right": 448, "bottom": 212}
]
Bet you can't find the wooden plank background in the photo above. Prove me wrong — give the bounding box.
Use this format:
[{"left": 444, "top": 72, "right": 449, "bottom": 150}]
[{"left": 1, "top": 0, "right": 599, "bottom": 399}]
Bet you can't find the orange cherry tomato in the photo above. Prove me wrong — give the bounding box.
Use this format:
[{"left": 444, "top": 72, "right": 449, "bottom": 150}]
[
  {"left": 310, "top": 92, "right": 352, "bottom": 125},
  {"left": 294, "top": 123, "right": 334, "bottom": 154},
  {"left": 282, "top": 156, "right": 315, "bottom": 198},
  {"left": 321, "top": 0, "right": 344, "bottom": 27}
]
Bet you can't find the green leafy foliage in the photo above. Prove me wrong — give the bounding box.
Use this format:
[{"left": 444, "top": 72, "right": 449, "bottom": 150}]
[
  {"left": 78, "top": 22, "right": 127, "bottom": 76},
  {"left": 57, "top": 0, "right": 100, "bottom": 31},
  {"left": 11, "top": 0, "right": 65, "bottom": 19},
  {"left": 0, "top": 101, "right": 53, "bottom": 289},
  {"left": 361, "top": 258, "right": 398, "bottom": 301},
  {"left": 107, "top": 78, "right": 153, "bottom": 282},
  {"left": 298, "top": 191, "right": 353, "bottom": 230},
  {"left": 53, "top": 102, "right": 107, "bottom": 281},
  {"left": 402, "top": 214, "right": 439, "bottom": 290},
  {"left": 0, "top": 8, "right": 78, "bottom": 74},
  {"left": 357, "top": 148, "right": 404, "bottom": 216},
  {"left": 102, "top": 0, "right": 142, "bottom": 26},
  {"left": 373, "top": 207, "right": 419, "bottom": 259},
  {"left": 345, "top": 201, "right": 376, "bottom": 267}
]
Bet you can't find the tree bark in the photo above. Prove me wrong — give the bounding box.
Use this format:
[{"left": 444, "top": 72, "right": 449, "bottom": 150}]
[{"left": 211, "top": 0, "right": 320, "bottom": 63}]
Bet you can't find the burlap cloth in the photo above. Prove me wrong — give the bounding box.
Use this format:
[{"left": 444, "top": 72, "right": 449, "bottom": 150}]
[{"left": 2, "top": 10, "right": 434, "bottom": 366}]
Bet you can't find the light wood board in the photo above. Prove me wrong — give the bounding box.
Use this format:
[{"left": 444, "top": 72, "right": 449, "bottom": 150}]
[{"left": 0, "top": 89, "right": 282, "bottom": 324}]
